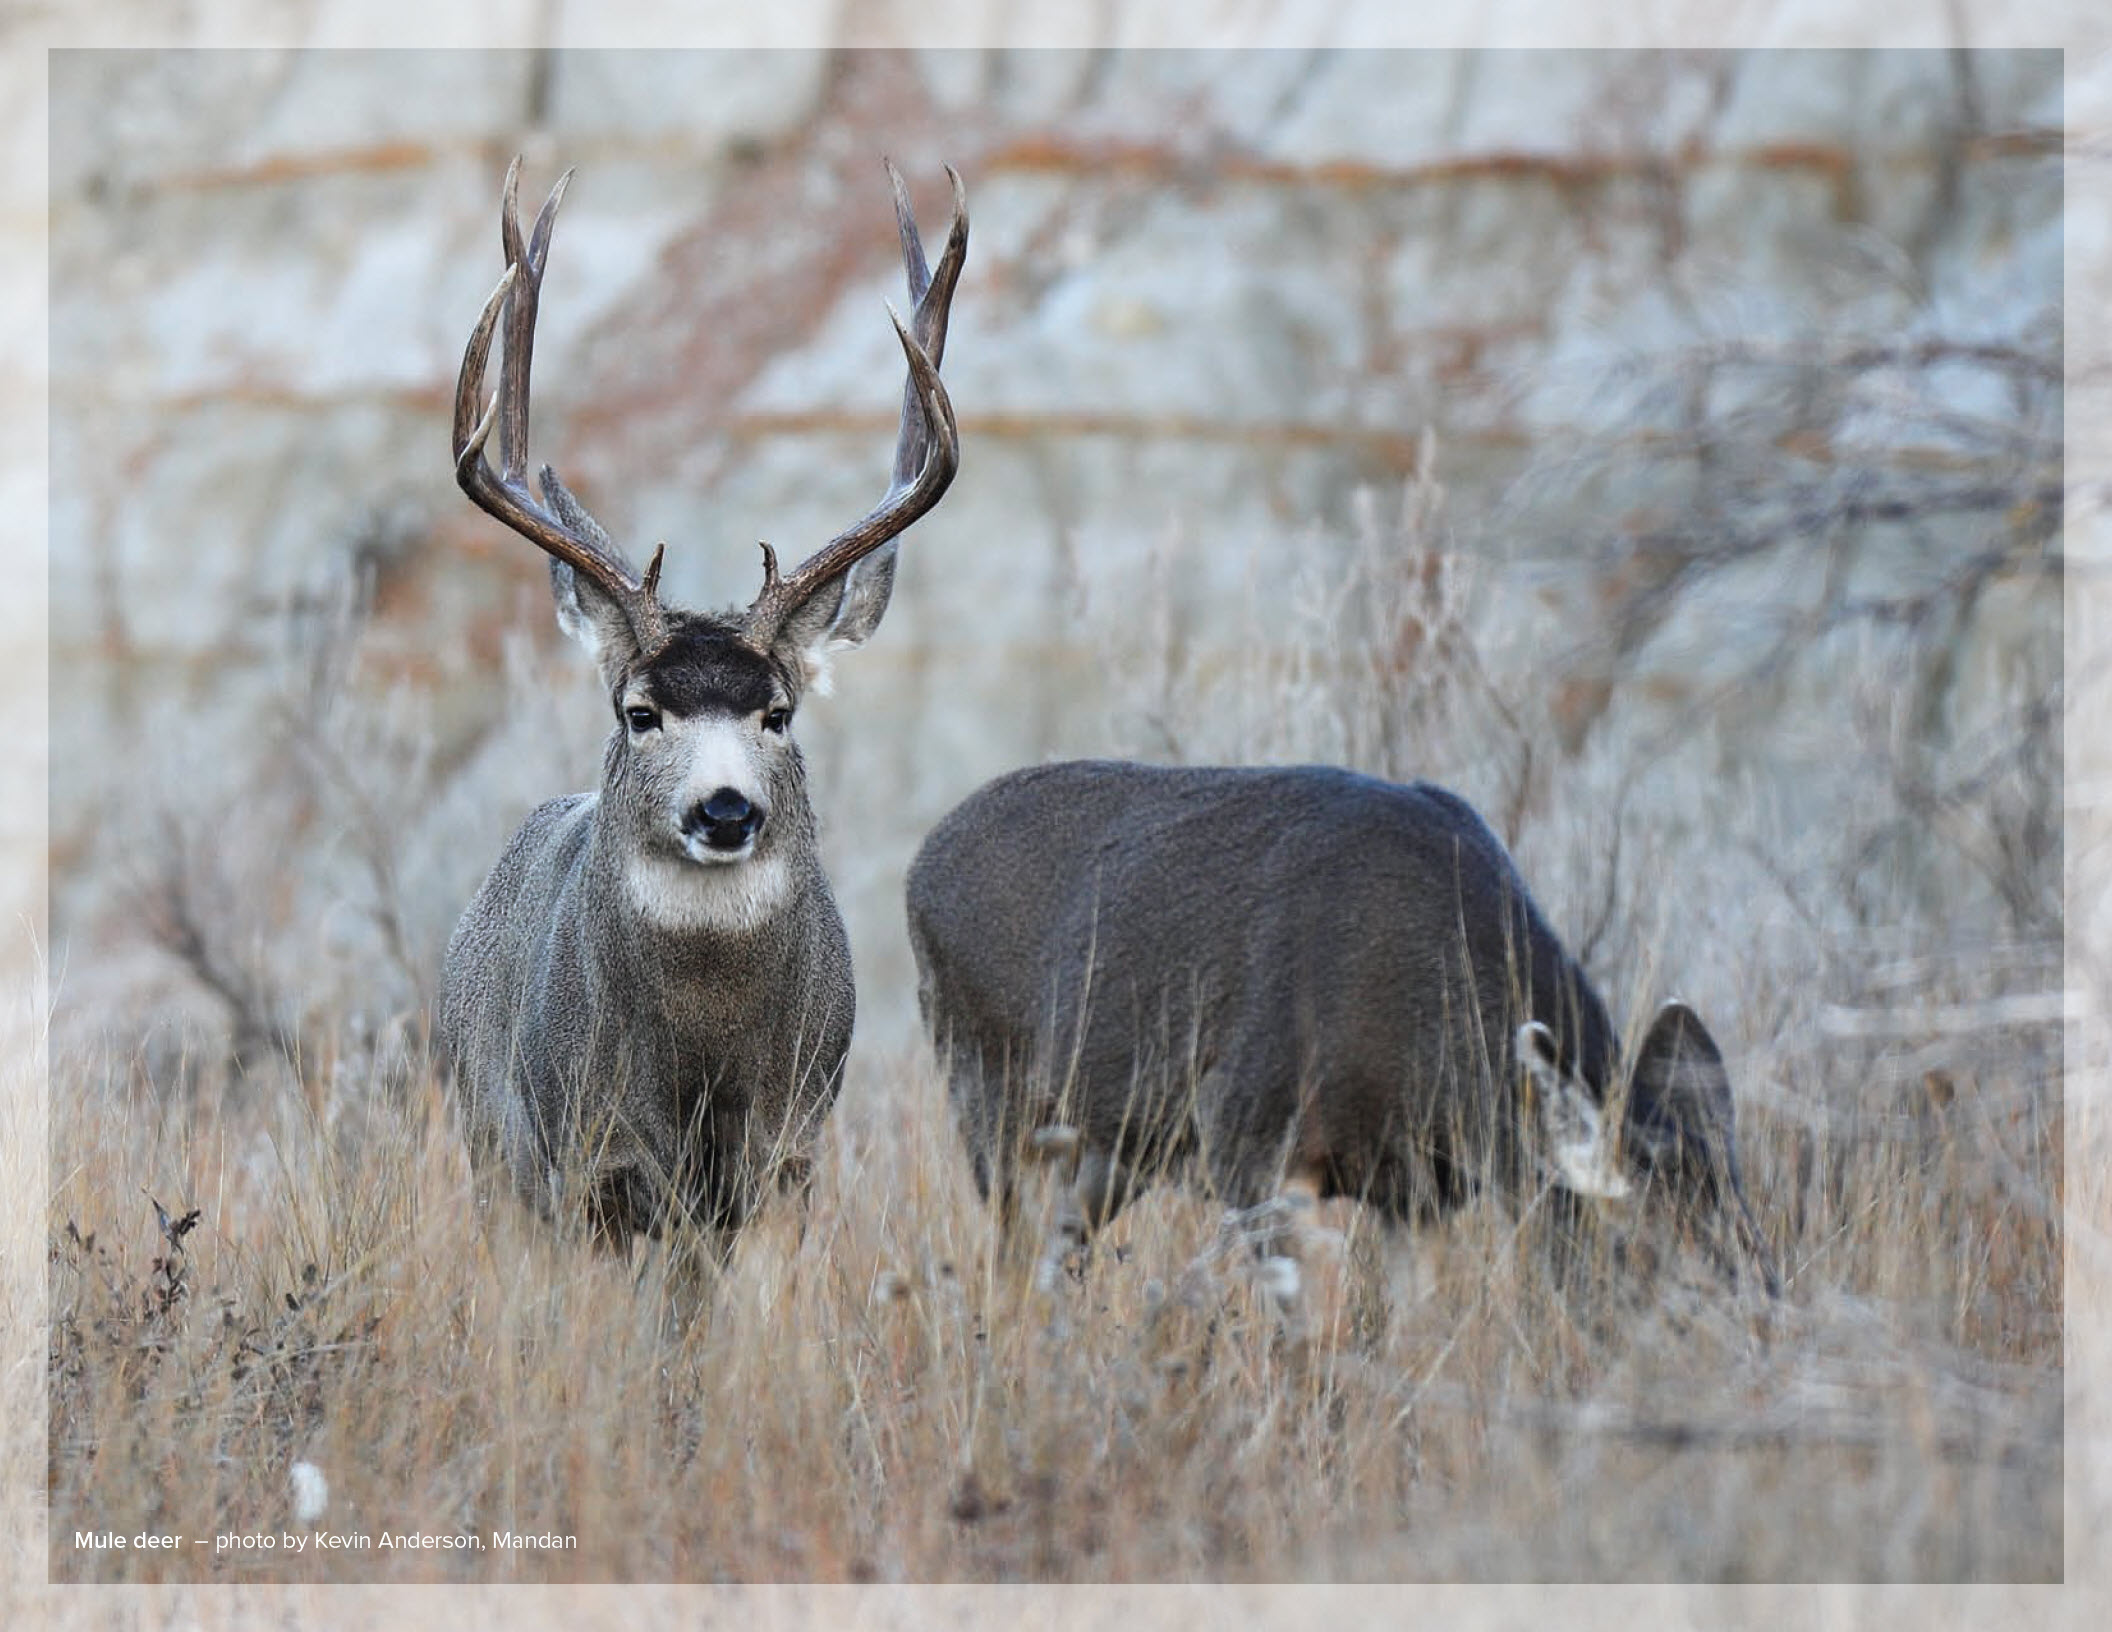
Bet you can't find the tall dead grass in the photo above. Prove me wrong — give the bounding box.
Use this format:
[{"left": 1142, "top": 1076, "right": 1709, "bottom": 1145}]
[{"left": 44, "top": 1001, "right": 2059, "bottom": 1583}]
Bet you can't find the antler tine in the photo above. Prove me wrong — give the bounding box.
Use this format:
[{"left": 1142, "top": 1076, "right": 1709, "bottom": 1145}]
[
  {"left": 496, "top": 160, "right": 573, "bottom": 488},
  {"left": 746, "top": 166, "right": 967, "bottom": 642},
  {"left": 748, "top": 308, "right": 957, "bottom": 631},
  {"left": 453, "top": 262, "right": 515, "bottom": 462},
  {"left": 452, "top": 160, "right": 665, "bottom": 654},
  {"left": 885, "top": 161, "right": 969, "bottom": 490},
  {"left": 912, "top": 165, "right": 970, "bottom": 351},
  {"left": 885, "top": 160, "right": 930, "bottom": 309}
]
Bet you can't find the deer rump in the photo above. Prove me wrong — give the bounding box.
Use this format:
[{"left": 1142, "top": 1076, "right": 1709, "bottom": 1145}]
[{"left": 909, "top": 759, "right": 1742, "bottom": 1247}]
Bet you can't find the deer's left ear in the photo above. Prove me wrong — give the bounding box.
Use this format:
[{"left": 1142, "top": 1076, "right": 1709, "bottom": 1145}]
[
  {"left": 824, "top": 541, "right": 900, "bottom": 652},
  {"left": 767, "top": 544, "right": 897, "bottom": 695},
  {"left": 1520, "top": 1022, "right": 1630, "bottom": 1200}
]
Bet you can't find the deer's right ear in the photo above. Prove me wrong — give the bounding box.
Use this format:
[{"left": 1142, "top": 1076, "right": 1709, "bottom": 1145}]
[
  {"left": 1627, "top": 1001, "right": 1735, "bottom": 1173},
  {"left": 551, "top": 559, "right": 641, "bottom": 691}
]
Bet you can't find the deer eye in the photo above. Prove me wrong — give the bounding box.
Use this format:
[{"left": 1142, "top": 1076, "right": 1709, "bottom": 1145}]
[
  {"left": 762, "top": 707, "right": 792, "bottom": 736},
  {"left": 624, "top": 704, "right": 661, "bottom": 734}
]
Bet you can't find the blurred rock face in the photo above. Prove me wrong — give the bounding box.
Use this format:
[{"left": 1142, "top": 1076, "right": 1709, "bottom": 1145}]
[{"left": 49, "top": 49, "right": 2061, "bottom": 1049}]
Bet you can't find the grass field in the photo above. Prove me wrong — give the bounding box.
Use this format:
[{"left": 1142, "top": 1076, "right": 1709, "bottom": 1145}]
[{"left": 43, "top": 1007, "right": 2063, "bottom": 1586}]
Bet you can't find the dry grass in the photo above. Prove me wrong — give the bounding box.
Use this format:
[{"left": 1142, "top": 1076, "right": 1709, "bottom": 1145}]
[{"left": 44, "top": 996, "right": 2059, "bottom": 1584}]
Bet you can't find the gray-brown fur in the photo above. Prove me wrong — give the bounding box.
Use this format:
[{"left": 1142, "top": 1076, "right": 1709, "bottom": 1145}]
[
  {"left": 442, "top": 159, "right": 966, "bottom": 1252},
  {"left": 906, "top": 760, "right": 1774, "bottom": 1299}
]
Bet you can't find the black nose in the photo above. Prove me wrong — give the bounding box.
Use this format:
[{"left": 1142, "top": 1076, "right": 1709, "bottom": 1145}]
[{"left": 684, "top": 787, "right": 763, "bottom": 851}]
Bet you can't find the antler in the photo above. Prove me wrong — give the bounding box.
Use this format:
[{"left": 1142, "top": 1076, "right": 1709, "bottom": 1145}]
[
  {"left": 740, "top": 161, "right": 967, "bottom": 647},
  {"left": 454, "top": 158, "right": 668, "bottom": 655}
]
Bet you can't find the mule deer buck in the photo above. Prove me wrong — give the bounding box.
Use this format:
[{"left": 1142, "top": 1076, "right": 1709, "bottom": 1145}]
[
  {"left": 441, "top": 158, "right": 965, "bottom": 1257},
  {"left": 906, "top": 760, "right": 1776, "bottom": 1334}
]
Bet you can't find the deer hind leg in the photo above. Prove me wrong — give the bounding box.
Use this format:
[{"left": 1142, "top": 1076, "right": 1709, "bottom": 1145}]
[
  {"left": 1174, "top": 1151, "right": 1329, "bottom": 1353},
  {"left": 1243, "top": 1162, "right": 1328, "bottom": 1350},
  {"left": 1022, "top": 1125, "right": 1085, "bottom": 1289},
  {"left": 1021, "top": 1127, "right": 1140, "bottom": 1293},
  {"left": 1191, "top": 1043, "right": 1331, "bottom": 1348}
]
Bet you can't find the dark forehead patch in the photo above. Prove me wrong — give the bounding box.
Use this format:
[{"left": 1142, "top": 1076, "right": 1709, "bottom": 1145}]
[{"left": 632, "top": 616, "right": 784, "bottom": 718}]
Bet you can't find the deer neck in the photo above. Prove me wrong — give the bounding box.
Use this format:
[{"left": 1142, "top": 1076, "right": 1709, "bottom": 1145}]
[{"left": 579, "top": 807, "right": 815, "bottom": 967}]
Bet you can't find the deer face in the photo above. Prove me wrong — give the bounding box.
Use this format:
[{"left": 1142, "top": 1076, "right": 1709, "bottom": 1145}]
[
  {"left": 622, "top": 624, "right": 798, "bottom": 848},
  {"left": 589, "top": 613, "right": 813, "bottom": 933}
]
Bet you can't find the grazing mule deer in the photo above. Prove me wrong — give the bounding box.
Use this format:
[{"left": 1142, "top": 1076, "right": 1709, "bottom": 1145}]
[
  {"left": 906, "top": 760, "right": 1776, "bottom": 1329},
  {"left": 442, "top": 159, "right": 966, "bottom": 1255}
]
